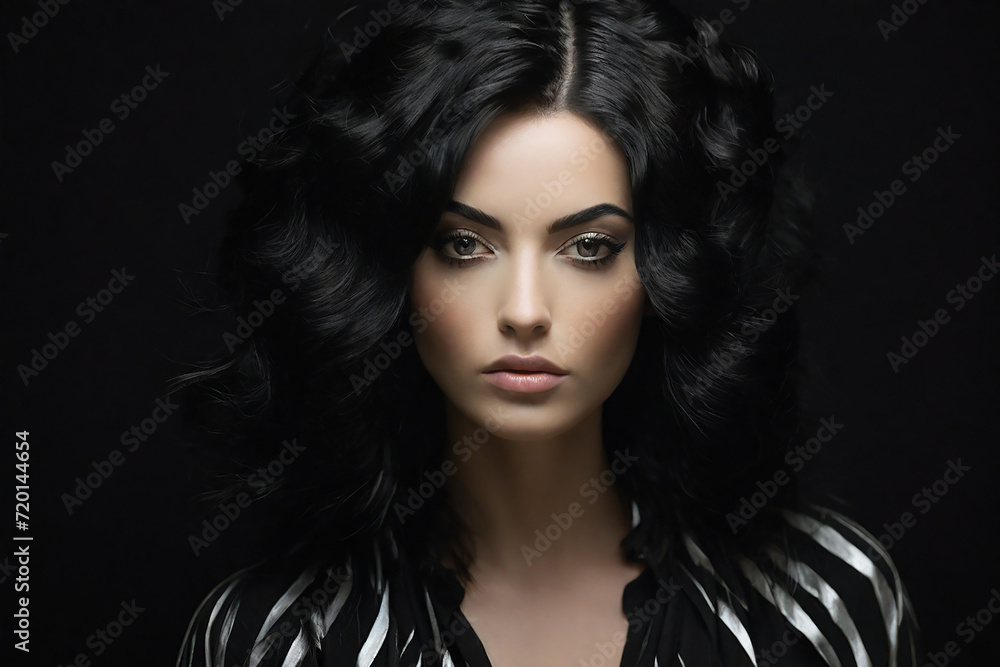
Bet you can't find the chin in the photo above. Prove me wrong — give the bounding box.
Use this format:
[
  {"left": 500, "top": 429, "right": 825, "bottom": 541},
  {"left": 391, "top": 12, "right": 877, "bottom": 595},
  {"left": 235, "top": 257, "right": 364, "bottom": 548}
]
[
  {"left": 463, "top": 400, "right": 587, "bottom": 442},
  {"left": 490, "top": 422, "right": 575, "bottom": 443}
]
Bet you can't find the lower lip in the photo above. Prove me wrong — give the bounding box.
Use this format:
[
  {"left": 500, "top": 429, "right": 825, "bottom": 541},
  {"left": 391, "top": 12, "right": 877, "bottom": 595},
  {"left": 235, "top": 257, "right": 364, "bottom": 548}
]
[{"left": 482, "top": 371, "right": 568, "bottom": 393}]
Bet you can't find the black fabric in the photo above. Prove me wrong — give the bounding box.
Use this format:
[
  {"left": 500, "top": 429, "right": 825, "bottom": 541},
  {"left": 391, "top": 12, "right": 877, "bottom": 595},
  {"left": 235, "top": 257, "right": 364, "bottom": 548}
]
[{"left": 177, "top": 504, "right": 922, "bottom": 666}]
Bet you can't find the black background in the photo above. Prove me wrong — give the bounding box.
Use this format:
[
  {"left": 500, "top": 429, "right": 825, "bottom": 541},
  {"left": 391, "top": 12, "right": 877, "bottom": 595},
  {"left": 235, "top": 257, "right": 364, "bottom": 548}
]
[{"left": 2, "top": 0, "right": 998, "bottom": 665}]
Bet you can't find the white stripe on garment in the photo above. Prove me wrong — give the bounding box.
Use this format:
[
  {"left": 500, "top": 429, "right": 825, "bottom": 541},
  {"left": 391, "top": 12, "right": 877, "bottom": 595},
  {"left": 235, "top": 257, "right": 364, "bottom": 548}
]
[
  {"left": 358, "top": 581, "right": 391, "bottom": 667},
  {"left": 815, "top": 505, "right": 913, "bottom": 667},
  {"left": 252, "top": 562, "right": 323, "bottom": 648},
  {"left": 311, "top": 559, "right": 355, "bottom": 645},
  {"left": 782, "top": 508, "right": 901, "bottom": 666},
  {"left": 216, "top": 595, "right": 241, "bottom": 667},
  {"left": 737, "top": 556, "right": 842, "bottom": 667},
  {"left": 764, "top": 542, "right": 872, "bottom": 667},
  {"left": 372, "top": 540, "right": 384, "bottom": 595},
  {"left": 205, "top": 577, "right": 242, "bottom": 667},
  {"left": 400, "top": 626, "right": 415, "bottom": 654},
  {"left": 423, "top": 586, "right": 445, "bottom": 654},
  {"left": 678, "top": 562, "right": 758, "bottom": 666},
  {"left": 248, "top": 562, "right": 323, "bottom": 667},
  {"left": 282, "top": 625, "right": 310, "bottom": 667},
  {"left": 682, "top": 532, "right": 749, "bottom": 611},
  {"left": 176, "top": 563, "right": 260, "bottom": 667}
]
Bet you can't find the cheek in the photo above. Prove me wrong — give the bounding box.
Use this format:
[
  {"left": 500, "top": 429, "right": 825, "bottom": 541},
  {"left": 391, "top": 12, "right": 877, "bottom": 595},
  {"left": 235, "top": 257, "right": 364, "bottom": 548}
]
[
  {"left": 595, "top": 284, "right": 645, "bottom": 362},
  {"left": 409, "top": 261, "right": 477, "bottom": 375},
  {"left": 560, "top": 270, "right": 646, "bottom": 373}
]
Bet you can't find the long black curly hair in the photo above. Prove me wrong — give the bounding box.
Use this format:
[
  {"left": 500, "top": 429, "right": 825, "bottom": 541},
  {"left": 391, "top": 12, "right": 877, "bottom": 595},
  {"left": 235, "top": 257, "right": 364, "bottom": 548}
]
[{"left": 171, "top": 0, "right": 818, "bottom": 586}]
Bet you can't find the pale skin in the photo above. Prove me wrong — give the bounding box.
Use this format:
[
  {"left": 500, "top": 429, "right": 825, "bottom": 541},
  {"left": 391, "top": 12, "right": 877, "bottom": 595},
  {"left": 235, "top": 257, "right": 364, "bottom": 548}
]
[{"left": 408, "top": 109, "right": 654, "bottom": 666}]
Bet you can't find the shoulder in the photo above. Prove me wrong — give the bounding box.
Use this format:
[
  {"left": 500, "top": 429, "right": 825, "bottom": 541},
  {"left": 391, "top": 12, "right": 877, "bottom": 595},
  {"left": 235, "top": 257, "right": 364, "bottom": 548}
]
[
  {"left": 670, "top": 502, "right": 922, "bottom": 666},
  {"left": 176, "top": 550, "right": 377, "bottom": 667},
  {"left": 733, "top": 503, "right": 922, "bottom": 666}
]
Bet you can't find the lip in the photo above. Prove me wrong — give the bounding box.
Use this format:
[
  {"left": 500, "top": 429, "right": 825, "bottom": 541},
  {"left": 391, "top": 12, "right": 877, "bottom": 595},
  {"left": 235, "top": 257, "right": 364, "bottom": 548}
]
[
  {"left": 482, "top": 354, "right": 568, "bottom": 374},
  {"left": 481, "top": 355, "right": 568, "bottom": 394},
  {"left": 482, "top": 370, "right": 568, "bottom": 393}
]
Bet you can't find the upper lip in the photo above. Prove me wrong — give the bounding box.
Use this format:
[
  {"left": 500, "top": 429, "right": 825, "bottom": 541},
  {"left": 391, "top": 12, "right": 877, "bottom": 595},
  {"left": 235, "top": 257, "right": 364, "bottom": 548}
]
[{"left": 483, "top": 354, "right": 568, "bottom": 374}]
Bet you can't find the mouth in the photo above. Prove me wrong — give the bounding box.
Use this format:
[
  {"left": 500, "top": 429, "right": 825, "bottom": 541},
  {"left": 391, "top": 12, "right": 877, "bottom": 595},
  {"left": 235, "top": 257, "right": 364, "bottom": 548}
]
[
  {"left": 482, "top": 354, "right": 568, "bottom": 375},
  {"left": 481, "top": 370, "right": 568, "bottom": 393},
  {"left": 481, "top": 354, "right": 568, "bottom": 393}
]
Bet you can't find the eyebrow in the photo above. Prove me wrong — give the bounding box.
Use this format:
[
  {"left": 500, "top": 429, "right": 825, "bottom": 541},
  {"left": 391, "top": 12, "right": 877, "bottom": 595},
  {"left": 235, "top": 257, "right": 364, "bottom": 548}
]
[{"left": 444, "top": 200, "right": 634, "bottom": 233}]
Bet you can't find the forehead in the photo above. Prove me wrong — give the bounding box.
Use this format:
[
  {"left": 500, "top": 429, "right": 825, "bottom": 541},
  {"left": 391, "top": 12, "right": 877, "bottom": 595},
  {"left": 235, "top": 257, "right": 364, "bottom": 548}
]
[{"left": 450, "top": 110, "right": 633, "bottom": 227}]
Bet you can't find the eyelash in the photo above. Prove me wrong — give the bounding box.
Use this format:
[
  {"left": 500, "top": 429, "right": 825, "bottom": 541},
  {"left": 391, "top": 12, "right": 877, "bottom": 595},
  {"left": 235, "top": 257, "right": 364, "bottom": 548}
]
[{"left": 432, "top": 230, "right": 627, "bottom": 269}]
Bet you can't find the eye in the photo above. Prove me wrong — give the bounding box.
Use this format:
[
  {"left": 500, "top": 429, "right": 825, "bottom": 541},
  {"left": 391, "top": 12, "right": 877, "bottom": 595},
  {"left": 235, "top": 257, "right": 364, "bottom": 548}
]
[
  {"left": 432, "top": 230, "right": 493, "bottom": 265},
  {"left": 558, "top": 233, "right": 627, "bottom": 267},
  {"left": 430, "top": 229, "right": 627, "bottom": 268}
]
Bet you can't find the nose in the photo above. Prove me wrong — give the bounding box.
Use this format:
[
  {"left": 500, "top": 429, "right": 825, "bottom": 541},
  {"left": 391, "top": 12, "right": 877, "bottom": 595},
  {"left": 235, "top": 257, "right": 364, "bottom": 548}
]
[{"left": 496, "top": 253, "right": 551, "bottom": 337}]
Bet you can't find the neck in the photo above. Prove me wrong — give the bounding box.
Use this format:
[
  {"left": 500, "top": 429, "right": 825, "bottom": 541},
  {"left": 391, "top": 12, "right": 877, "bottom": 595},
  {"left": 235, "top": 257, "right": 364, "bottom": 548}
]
[{"left": 440, "top": 400, "right": 637, "bottom": 586}]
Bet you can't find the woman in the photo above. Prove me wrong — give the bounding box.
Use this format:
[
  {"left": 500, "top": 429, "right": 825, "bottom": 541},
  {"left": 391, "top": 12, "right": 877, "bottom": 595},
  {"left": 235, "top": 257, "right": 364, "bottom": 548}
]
[{"left": 174, "top": 1, "right": 921, "bottom": 665}]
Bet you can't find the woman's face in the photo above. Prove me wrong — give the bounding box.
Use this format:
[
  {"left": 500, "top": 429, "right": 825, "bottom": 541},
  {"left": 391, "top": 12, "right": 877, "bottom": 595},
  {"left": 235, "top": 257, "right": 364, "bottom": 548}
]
[{"left": 408, "top": 110, "right": 648, "bottom": 440}]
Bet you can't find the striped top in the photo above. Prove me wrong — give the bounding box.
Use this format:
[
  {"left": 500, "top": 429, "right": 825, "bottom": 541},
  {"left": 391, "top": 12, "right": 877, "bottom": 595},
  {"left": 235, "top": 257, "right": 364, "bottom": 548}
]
[{"left": 176, "top": 503, "right": 921, "bottom": 666}]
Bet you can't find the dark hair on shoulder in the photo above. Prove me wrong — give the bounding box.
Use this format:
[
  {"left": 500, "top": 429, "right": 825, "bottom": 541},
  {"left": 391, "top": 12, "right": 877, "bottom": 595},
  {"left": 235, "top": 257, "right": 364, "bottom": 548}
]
[{"left": 170, "top": 0, "right": 820, "bottom": 585}]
